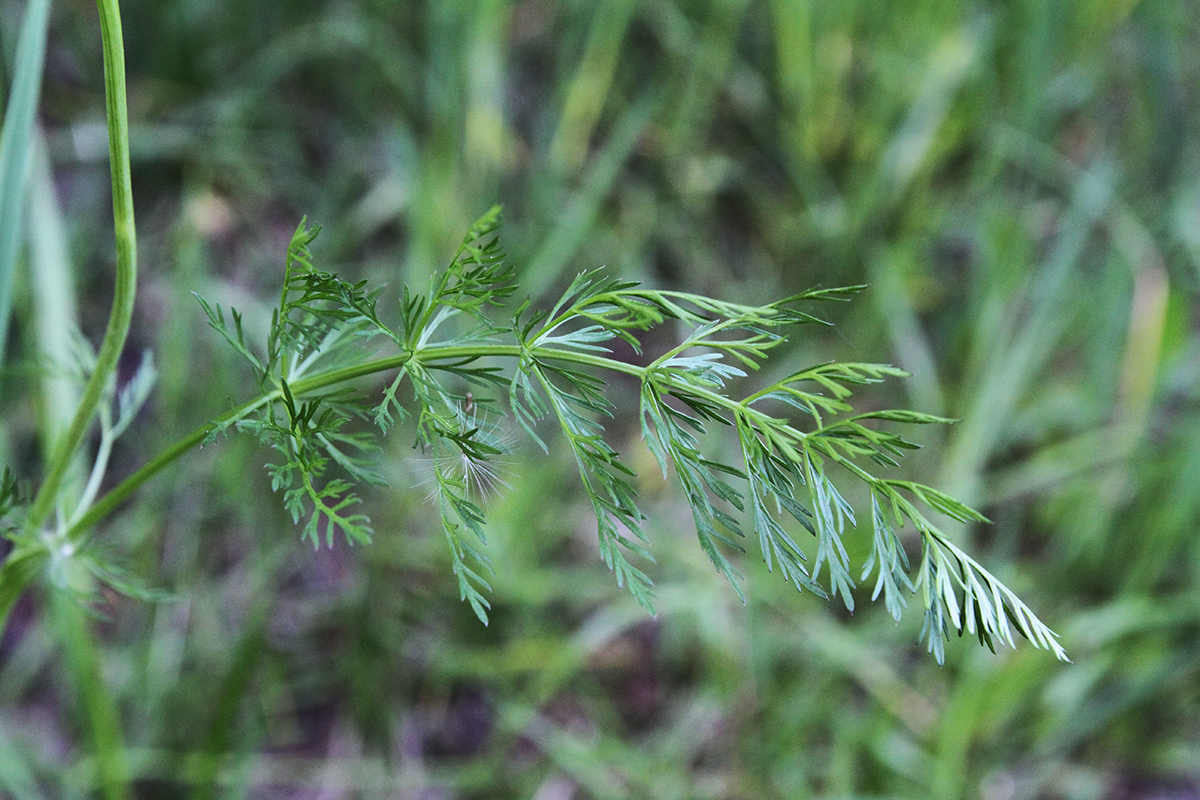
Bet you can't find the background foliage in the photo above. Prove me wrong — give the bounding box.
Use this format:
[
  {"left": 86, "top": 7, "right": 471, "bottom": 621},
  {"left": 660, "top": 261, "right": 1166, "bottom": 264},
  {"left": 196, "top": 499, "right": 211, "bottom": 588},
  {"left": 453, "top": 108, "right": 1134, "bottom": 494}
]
[{"left": 1, "top": 0, "right": 1198, "bottom": 798}]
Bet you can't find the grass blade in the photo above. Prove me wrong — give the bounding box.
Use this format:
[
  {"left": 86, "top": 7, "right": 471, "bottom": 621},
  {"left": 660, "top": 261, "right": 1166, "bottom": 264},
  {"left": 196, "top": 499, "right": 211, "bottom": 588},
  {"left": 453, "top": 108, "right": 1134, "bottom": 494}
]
[{"left": 0, "top": 0, "right": 52, "bottom": 377}]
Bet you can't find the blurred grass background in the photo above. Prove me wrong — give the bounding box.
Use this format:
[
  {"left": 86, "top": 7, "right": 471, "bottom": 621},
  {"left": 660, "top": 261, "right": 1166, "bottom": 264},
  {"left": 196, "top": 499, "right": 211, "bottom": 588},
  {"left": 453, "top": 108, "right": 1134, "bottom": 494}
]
[{"left": 1, "top": 0, "right": 1199, "bottom": 797}]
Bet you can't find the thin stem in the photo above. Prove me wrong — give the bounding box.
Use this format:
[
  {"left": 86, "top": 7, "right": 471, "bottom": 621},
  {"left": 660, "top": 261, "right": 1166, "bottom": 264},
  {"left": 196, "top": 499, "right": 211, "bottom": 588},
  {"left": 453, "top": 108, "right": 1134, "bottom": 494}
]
[
  {"left": 69, "top": 408, "right": 116, "bottom": 529},
  {"left": 64, "top": 343, "right": 625, "bottom": 539},
  {"left": 26, "top": 8, "right": 138, "bottom": 799},
  {"left": 65, "top": 336, "right": 794, "bottom": 543},
  {"left": 65, "top": 317, "right": 821, "bottom": 551},
  {"left": 65, "top": 392, "right": 277, "bottom": 540},
  {"left": 51, "top": 593, "right": 131, "bottom": 800},
  {"left": 27, "top": 0, "right": 136, "bottom": 533}
]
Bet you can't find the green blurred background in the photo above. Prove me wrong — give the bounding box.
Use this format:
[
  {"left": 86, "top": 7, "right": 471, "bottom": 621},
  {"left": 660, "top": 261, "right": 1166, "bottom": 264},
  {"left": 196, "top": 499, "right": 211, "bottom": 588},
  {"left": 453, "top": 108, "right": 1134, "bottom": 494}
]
[{"left": 2, "top": 0, "right": 1199, "bottom": 797}]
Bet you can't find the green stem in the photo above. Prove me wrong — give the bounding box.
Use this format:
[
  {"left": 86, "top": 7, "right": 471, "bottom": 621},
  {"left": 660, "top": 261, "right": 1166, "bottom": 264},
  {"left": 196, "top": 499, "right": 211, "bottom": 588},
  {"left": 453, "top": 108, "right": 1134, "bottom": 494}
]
[
  {"left": 64, "top": 343, "right": 638, "bottom": 540},
  {"left": 51, "top": 593, "right": 131, "bottom": 800},
  {"left": 27, "top": 0, "right": 136, "bottom": 534},
  {"left": 66, "top": 336, "right": 805, "bottom": 546},
  {"left": 66, "top": 334, "right": 796, "bottom": 549},
  {"left": 34, "top": 6, "right": 136, "bottom": 800},
  {"left": 65, "top": 393, "right": 276, "bottom": 540}
]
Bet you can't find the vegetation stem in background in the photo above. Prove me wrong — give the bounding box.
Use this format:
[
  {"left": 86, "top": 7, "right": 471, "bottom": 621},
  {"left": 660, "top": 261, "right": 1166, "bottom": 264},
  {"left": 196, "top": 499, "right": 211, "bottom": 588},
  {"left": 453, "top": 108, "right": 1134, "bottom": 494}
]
[
  {"left": 0, "top": 0, "right": 52, "bottom": 374},
  {"left": 27, "top": 0, "right": 136, "bottom": 531}
]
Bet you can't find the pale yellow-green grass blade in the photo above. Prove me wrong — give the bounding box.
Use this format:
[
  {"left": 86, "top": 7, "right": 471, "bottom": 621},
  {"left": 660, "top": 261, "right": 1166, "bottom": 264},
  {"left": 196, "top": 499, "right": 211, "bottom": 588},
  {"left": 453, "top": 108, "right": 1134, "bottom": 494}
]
[
  {"left": 28, "top": 131, "right": 82, "bottom": 464},
  {"left": 0, "top": 0, "right": 51, "bottom": 377}
]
